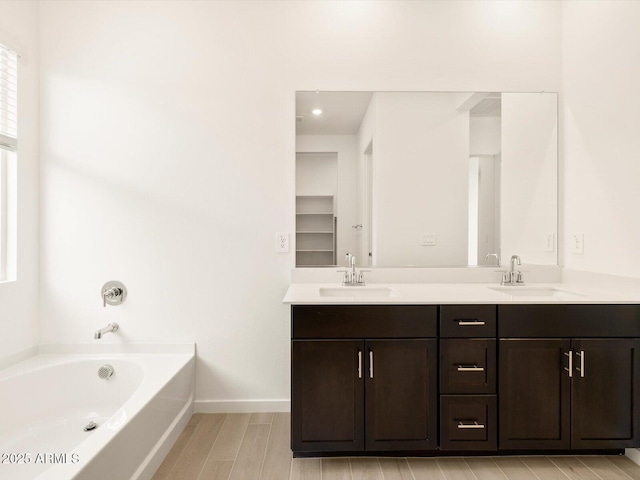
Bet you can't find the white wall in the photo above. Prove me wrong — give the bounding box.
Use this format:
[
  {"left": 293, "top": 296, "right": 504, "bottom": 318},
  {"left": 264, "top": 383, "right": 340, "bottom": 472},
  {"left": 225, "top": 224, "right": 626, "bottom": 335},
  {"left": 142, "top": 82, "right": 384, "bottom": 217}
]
[
  {"left": 501, "top": 93, "right": 558, "bottom": 265},
  {"left": 562, "top": 1, "right": 640, "bottom": 277},
  {"left": 477, "top": 156, "right": 499, "bottom": 264},
  {"left": 470, "top": 117, "right": 501, "bottom": 265},
  {"left": 375, "top": 92, "right": 470, "bottom": 266},
  {"left": 0, "top": 1, "right": 39, "bottom": 359},
  {"left": 295, "top": 153, "right": 338, "bottom": 197},
  {"left": 38, "top": 1, "right": 562, "bottom": 410},
  {"left": 356, "top": 95, "right": 377, "bottom": 267},
  {"left": 295, "top": 135, "right": 358, "bottom": 263},
  {"left": 470, "top": 117, "right": 501, "bottom": 155}
]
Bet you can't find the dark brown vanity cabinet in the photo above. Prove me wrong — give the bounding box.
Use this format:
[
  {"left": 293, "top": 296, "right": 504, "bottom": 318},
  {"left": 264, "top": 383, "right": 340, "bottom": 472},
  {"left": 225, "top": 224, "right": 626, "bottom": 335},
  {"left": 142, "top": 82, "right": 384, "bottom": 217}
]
[
  {"left": 291, "top": 339, "right": 364, "bottom": 452},
  {"left": 440, "top": 339, "right": 496, "bottom": 394},
  {"left": 498, "top": 305, "right": 640, "bottom": 451},
  {"left": 571, "top": 338, "right": 640, "bottom": 449},
  {"left": 440, "top": 305, "right": 497, "bottom": 451},
  {"left": 291, "top": 303, "right": 640, "bottom": 456},
  {"left": 498, "top": 338, "right": 571, "bottom": 449},
  {"left": 291, "top": 305, "right": 438, "bottom": 454},
  {"left": 364, "top": 338, "right": 438, "bottom": 451}
]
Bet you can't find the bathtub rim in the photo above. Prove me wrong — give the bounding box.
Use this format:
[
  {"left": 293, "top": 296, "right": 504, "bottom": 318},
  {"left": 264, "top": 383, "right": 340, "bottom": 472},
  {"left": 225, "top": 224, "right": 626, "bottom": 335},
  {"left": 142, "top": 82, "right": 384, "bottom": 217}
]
[
  {"left": 0, "top": 343, "right": 195, "bottom": 480},
  {"left": 0, "top": 342, "right": 195, "bottom": 372}
]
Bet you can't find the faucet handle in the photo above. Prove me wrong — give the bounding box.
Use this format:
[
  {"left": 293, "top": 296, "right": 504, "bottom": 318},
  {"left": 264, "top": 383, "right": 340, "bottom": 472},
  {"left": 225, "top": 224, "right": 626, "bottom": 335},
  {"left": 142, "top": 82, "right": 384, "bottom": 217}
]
[
  {"left": 337, "top": 270, "right": 350, "bottom": 284},
  {"left": 101, "top": 281, "right": 127, "bottom": 308},
  {"left": 103, "top": 287, "right": 122, "bottom": 307},
  {"left": 357, "top": 270, "right": 371, "bottom": 285}
]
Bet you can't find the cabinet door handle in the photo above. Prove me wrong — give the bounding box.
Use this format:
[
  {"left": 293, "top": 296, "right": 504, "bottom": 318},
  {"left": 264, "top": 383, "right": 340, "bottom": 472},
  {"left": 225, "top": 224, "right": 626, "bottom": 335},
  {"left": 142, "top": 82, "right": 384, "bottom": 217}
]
[
  {"left": 576, "top": 350, "right": 585, "bottom": 378},
  {"left": 564, "top": 351, "right": 573, "bottom": 378},
  {"left": 369, "top": 350, "right": 374, "bottom": 379},
  {"left": 357, "top": 350, "right": 362, "bottom": 379},
  {"left": 457, "top": 365, "right": 485, "bottom": 372},
  {"left": 457, "top": 320, "right": 485, "bottom": 326},
  {"left": 457, "top": 421, "right": 485, "bottom": 429}
]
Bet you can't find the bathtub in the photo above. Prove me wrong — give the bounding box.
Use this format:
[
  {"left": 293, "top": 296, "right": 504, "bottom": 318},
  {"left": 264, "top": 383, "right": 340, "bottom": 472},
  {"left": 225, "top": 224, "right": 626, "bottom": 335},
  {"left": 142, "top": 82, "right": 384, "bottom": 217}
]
[{"left": 0, "top": 344, "right": 195, "bottom": 480}]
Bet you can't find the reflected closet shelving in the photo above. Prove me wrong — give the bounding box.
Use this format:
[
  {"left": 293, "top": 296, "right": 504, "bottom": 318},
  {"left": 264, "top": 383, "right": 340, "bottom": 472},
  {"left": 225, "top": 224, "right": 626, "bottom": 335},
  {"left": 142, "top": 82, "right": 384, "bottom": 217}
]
[{"left": 296, "top": 195, "right": 336, "bottom": 266}]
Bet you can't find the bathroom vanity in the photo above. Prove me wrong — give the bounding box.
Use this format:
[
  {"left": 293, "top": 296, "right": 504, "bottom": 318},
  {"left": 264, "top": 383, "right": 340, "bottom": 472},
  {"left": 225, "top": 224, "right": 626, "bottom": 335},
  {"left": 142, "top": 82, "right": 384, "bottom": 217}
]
[{"left": 286, "top": 284, "right": 640, "bottom": 457}]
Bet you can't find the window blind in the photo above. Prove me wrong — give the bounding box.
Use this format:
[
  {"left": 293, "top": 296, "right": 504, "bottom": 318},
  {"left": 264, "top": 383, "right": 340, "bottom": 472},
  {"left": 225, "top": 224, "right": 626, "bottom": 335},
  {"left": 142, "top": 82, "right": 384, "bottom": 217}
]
[{"left": 0, "top": 43, "right": 17, "bottom": 151}]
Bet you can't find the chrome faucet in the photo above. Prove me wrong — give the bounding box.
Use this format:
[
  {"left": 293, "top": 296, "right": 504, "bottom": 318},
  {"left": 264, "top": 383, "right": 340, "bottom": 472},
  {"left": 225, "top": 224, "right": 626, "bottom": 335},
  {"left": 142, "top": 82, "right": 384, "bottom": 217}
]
[
  {"left": 349, "top": 254, "right": 357, "bottom": 281},
  {"left": 94, "top": 322, "right": 119, "bottom": 339},
  {"left": 485, "top": 253, "right": 500, "bottom": 266},
  {"left": 338, "top": 254, "right": 369, "bottom": 286},
  {"left": 501, "top": 255, "right": 525, "bottom": 286}
]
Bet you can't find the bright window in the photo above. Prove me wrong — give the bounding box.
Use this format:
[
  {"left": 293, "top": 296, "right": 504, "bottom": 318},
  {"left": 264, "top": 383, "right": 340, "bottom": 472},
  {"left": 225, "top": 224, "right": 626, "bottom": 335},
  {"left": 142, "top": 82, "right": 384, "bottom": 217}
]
[{"left": 0, "top": 42, "right": 17, "bottom": 281}]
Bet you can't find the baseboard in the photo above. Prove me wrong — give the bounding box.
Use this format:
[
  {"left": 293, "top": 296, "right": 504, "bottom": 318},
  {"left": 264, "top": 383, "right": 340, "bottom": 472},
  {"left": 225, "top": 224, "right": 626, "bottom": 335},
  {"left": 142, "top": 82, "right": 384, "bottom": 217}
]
[
  {"left": 194, "top": 399, "right": 290, "bottom": 413},
  {"left": 626, "top": 448, "right": 640, "bottom": 466}
]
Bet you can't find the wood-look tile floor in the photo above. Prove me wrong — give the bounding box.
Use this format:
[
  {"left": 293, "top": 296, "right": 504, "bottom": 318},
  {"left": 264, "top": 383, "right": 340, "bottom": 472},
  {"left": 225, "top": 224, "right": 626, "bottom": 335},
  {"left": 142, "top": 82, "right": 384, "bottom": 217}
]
[{"left": 152, "top": 413, "right": 640, "bottom": 480}]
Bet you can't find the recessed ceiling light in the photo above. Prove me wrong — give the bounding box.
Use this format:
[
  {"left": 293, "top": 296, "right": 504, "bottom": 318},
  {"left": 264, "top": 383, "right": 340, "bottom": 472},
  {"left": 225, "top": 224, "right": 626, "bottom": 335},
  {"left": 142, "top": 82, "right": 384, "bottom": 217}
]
[{"left": 312, "top": 109, "right": 322, "bottom": 116}]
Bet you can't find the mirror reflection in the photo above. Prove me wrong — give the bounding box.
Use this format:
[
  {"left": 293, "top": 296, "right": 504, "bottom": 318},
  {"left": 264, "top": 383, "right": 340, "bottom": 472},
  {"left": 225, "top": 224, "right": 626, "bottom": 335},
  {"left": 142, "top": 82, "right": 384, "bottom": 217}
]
[{"left": 295, "top": 91, "right": 557, "bottom": 268}]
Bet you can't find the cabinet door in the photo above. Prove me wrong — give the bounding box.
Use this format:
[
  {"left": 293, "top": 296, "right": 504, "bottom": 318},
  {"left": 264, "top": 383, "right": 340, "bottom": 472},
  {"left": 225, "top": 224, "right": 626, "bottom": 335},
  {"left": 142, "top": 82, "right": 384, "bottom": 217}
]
[
  {"left": 499, "top": 339, "right": 571, "bottom": 449},
  {"left": 365, "top": 339, "right": 438, "bottom": 451},
  {"left": 291, "top": 340, "right": 364, "bottom": 453},
  {"left": 571, "top": 339, "right": 640, "bottom": 449}
]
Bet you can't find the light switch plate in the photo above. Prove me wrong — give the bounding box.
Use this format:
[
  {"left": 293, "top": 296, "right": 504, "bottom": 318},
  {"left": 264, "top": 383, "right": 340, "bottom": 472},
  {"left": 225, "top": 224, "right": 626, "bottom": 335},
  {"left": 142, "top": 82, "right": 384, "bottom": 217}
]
[
  {"left": 276, "top": 232, "right": 289, "bottom": 253},
  {"left": 544, "top": 233, "right": 555, "bottom": 252},
  {"left": 571, "top": 233, "right": 584, "bottom": 254}
]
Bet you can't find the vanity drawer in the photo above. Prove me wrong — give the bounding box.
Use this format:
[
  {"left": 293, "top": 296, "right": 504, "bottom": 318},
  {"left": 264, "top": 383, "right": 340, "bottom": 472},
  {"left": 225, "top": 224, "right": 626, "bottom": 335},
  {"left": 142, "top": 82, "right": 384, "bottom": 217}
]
[
  {"left": 440, "top": 339, "right": 496, "bottom": 394},
  {"left": 440, "top": 395, "right": 497, "bottom": 450},
  {"left": 440, "top": 305, "right": 496, "bottom": 338},
  {"left": 292, "top": 305, "right": 437, "bottom": 339},
  {"left": 498, "top": 305, "right": 640, "bottom": 338}
]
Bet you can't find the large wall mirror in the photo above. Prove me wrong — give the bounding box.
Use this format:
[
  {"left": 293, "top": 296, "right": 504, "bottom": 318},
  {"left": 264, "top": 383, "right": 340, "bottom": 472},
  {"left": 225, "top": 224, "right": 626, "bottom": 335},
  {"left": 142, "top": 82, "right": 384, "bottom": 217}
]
[{"left": 295, "top": 91, "right": 558, "bottom": 268}]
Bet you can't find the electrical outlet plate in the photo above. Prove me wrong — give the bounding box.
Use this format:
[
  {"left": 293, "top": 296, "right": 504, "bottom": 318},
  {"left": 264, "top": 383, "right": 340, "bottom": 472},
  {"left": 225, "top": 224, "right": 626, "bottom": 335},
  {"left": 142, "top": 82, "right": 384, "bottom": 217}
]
[
  {"left": 420, "top": 233, "right": 437, "bottom": 246},
  {"left": 571, "top": 233, "right": 584, "bottom": 254},
  {"left": 276, "top": 232, "right": 289, "bottom": 253}
]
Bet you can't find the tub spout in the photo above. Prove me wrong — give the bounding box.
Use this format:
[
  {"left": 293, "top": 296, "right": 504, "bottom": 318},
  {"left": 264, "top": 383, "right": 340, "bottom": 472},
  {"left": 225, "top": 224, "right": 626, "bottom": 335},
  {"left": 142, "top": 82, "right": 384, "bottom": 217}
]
[{"left": 94, "top": 322, "right": 119, "bottom": 340}]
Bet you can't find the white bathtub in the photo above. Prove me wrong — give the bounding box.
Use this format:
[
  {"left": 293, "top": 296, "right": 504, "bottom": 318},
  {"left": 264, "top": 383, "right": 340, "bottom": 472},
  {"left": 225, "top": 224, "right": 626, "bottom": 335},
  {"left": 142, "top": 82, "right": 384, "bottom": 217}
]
[{"left": 0, "top": 344, "right": 195, "bottom": 480}]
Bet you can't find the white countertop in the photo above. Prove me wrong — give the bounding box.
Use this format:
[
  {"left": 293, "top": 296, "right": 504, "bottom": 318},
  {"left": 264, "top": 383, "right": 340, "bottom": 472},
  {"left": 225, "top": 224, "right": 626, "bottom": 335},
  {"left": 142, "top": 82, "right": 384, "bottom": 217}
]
[{"left": 283, "top": 282, "right": 640, "bottom": 305}]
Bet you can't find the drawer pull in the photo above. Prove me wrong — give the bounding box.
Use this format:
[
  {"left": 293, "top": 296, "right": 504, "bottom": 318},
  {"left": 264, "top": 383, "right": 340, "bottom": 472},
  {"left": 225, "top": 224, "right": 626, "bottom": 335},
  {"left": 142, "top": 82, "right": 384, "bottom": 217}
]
[
  {"left": 457, "top": 365, "right": 485, "bottom": 372},
  {"left": 457, "top": 320, "right": 485, "bottom": 326},
  {"left": 457, "top": 421, "right": 485, "bottom": 430}
]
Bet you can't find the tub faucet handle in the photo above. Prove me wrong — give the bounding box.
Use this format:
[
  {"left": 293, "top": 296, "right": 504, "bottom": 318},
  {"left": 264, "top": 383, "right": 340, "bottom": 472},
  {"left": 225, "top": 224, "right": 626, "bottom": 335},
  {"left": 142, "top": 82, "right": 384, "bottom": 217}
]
[
  {"left": 101, "top": 281, "right": 127, "bottom": 307},
  {"left": 103, "top": 287, "right": 119, "bottom": 307}
]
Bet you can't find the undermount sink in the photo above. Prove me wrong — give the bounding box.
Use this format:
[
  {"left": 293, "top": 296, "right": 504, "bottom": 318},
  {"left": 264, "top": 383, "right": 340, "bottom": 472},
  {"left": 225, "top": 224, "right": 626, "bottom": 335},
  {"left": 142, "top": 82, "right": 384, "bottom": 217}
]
[
  {"left": 319, "top": 286, "right": 397, "bottom": 298},
  {"left": 489, "top": 286, "right": 580, "bottom": 297}
]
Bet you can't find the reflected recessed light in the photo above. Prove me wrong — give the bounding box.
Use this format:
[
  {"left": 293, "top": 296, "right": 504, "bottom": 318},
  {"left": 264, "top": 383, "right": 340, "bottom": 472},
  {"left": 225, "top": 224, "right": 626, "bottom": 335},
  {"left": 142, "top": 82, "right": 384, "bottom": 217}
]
[{"left": 312, "top": 109, "right": 323, "bottom": 116}]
